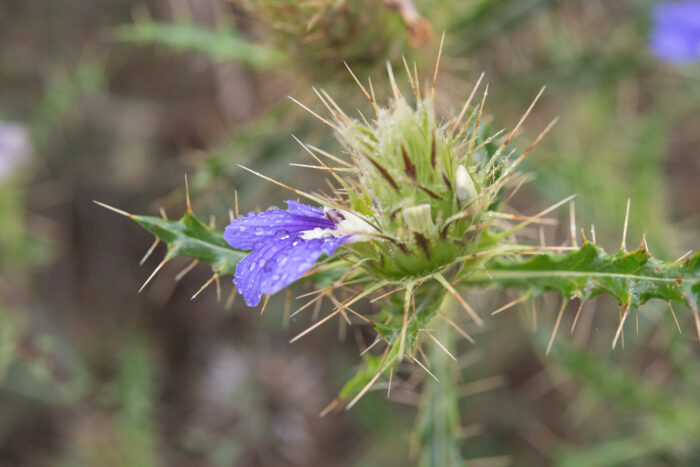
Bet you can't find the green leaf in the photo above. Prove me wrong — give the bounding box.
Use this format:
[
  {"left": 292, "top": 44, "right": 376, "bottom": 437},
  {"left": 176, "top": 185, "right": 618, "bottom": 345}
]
[
  {"left": 130, "top": 209, "right": 246, "bottom": 276},
  {"left": 467, "top": 242, "right": 699, "bottom": 310},
  {"left": 113, "top": 21, "right": 282, "bottom": 68}
]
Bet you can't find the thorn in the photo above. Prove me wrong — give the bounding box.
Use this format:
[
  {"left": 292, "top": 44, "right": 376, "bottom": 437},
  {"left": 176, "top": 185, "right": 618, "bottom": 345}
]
[
  {"left": 260, "top": 294, "right": 270, "bottom": 314},
  {"left": 319, "top": 398, "right": 340, "bottom": 418},
  {"left": 159, "top": 207, "right": 168, "bottom": 220},
  {"left": 503, "top": 175, "right": 526, "bottom": 207},
  {"left": 237, "top": 164, "right": 329, "bottom": 208},
  {"left": 184, "top": 174, "right": 192, "bottom": 212},
  {"left": 570, "top": 301, "right": 585, "bottom": 334},
  {"left": 234, "top": 190, "right": 239, "bottom": 218},
  {"left": 409, "top": 354, "right": 439, "bottom": 382},
  {"left": 306, "top": 144, "right": 355, "bottom": 168},
  {"left": 501, "top": 194, "right": 577, "bottom": 238},
  {"left": 590, "top": 224, "right": 597, "bottom": 244},
  {"left": 228, "top": 209, "right": 234, "bottom": 222},
  {"left": 398, "top": 284, "right": 414, "bottom": 361},
  {"left": 434, "top": 274, "right": 484, "bottom": 326},
  {"left": 621, "top": 198, "right": 631, "bottom": 251},
  {"left": 425, "top": 331, "right": 457, "bottom": 361},
  {"left": 517, "top": 117, "right": 558, "bottom": 161},
  {"left": 360, "top": 336, "right": 382, "bottom": 356},
  {"left": 503, "top": 86, "right": 546, "bottom": 148},
  {"left": 290, "top": 292, "right": 325, "bottom": 318},
  {"left": 369, "top": 286, "right": 403, "bottom": 303},
  {"left": 93, "top": 200, "right": 133, "bottom": 218},
  {"left": 209, "top": 214, "right": 216, "bottom": 229},
  {"left": 368, "top": 76, "right": 377, "bottom": 110},
  {"left": 344, "top": 61, "right": 376, "bottom": 109},
  {"left": 290, "top": 308, "right": 343, "bottom": 343},
  {"left": 139, "top": 254, "right": 171, "bottom": 293},
  {"left": 174, "top": 259, "right": 199, "bottom": 282},
  {"left": 401, "top": 55, "right": 418, "bottom": 99},
  {"left": 452, "top": 72, "right": 485, "bottom": 134},
  {"left": 386, "top": 60, "right": 401, "bottom": 101},
  {"left": 580, "top": 228, "right": 588, "bottom": 243},
  {"left": 139, "top": 239, "right": 160, "bottom": 266},
  {"left": 569, "top": 201, "right": 577, "bottom": 247},
  {"left": 215, "top": 274, "right": 221, "bottom": 303},
  {"left": 387, "top": 364, "right": 394, "bottom": 398},
  {"left": 668, "top": 303, "right": 681, "bottom": 334},
  {"left": 346, "top": 370, "right": 382, "bottom": 410},
  {"left": 413, "top": 60, "right": 421, "bottom": 100},
  {"left": 642, "top": 234, "right": 650, "bottom": 253},
  {"left": 467, "top": 83, "right": 489, "bottom": 152},
  {"left": 492, "top": 293, "right": 530, "bottom": 316},
  {"left": 225, "top": 285, "right": 237, "bottom": 310},
  {"left": 438, "top": 312, "right": 475, "bottom": 344},
  {"left": 291, "top": 135, "right": 345, "bottom": 187},
  {"left": 546, "top": 300, "right": 567, "bottom": 355},
  {"left": 674, "top": 250, "right": 693, "bottom": 263},
  {"left": 693, "top": 308, "right": 700, "bottom": 341},
  {"left": 612, "top": 304, "right": 631, "bottom": 349},
  {"left": 191, "top": 273, "right": 218, "bottom": 300},
  {"left": 432, "top": 31, "right": 445, "bottom": 93},
  {"left": 288, "top": 96, "right": 336, "bottom": 129}
]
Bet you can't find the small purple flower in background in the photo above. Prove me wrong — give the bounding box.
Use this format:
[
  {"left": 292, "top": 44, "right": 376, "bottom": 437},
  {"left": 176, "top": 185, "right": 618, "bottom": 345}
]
[
  {"left": 0, "top": 122, "right": 31, "bottom": 183},
  {"left": 650, "top": 1, "right": 700, "bottom": 63},
  {"left": 224, "top": 201, "right": 376, "bottom": 306}
]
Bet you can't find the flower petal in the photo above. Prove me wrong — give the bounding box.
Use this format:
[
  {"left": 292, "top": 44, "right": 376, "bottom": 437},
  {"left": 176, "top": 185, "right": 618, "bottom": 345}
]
[
  {"left": 286, "top": 200, "right": 326, "bottom": 218},
  {"left": 233, "top": 233, "right": 350, "bottom": 307},
  {"left": 224, "top": 205, "right": 334, "bottom": 250},
  {"left": 234, "top": 233, "right": 298, "bottom": 306}
]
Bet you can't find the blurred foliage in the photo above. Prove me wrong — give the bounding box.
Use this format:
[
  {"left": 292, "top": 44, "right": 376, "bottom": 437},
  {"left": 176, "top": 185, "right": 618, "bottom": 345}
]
[{"left": 114, "top": 20, "right": 283, "bottom": 68}]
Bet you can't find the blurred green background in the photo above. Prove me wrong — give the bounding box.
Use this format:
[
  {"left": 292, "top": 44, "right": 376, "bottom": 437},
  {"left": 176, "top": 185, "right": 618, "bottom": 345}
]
[{"left": 1, "top": 0, "right": 699, "bottom": 465}]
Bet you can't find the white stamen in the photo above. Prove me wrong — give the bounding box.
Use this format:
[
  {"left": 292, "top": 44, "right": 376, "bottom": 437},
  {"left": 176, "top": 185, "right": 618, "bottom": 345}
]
[{"left": 300, "top": 208, "right": 378, "bottom": 242}]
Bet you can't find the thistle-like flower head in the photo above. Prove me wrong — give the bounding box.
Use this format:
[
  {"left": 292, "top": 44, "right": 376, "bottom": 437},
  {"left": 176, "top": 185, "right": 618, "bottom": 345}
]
[{"left": 224, "top": 60, "right": 546, "bottom": 309}]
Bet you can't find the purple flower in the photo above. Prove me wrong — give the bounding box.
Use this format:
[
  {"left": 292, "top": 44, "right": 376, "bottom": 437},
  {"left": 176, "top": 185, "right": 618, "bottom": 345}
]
[
  {"left": 650, "top": 2, "right": 700, "bottom": 63},
  {"left": 224, "top": 201, "right": 374, "bottom": 306}
]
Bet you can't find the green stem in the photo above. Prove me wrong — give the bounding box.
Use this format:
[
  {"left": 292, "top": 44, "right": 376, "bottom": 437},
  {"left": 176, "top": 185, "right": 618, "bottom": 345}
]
[{"left": 415, "top": 294, "right": 463, "bottom": 467}]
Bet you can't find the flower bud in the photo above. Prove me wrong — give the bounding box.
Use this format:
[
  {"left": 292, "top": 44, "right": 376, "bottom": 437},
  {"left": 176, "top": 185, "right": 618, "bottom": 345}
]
[{"left": 455, "top": 165, "right": 478, "bottom": 202}]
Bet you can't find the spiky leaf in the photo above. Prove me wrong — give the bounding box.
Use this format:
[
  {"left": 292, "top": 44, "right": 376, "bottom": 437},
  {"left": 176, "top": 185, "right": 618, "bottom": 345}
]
[
  {"left": 133, "top": 210, "right": 246, "bottom": 275},
  {"left": 467, "top": 242, "right": 699, "bottom": 310}
]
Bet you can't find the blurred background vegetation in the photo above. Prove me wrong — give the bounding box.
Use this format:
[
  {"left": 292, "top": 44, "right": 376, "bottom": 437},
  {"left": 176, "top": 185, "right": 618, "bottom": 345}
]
[{"left": 0, "top": 0, "right": 699, "bottom": 465}]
